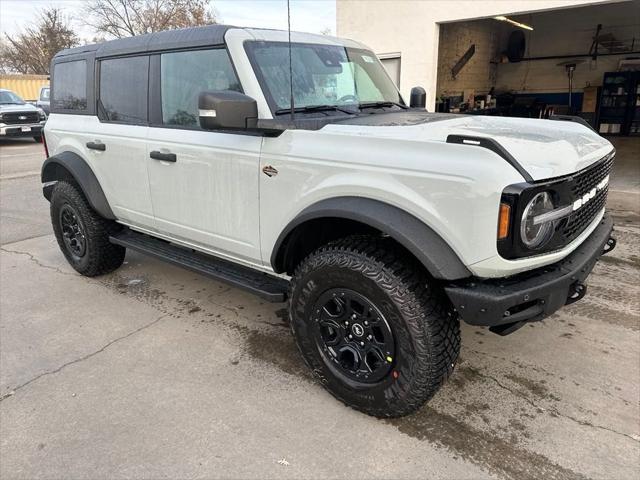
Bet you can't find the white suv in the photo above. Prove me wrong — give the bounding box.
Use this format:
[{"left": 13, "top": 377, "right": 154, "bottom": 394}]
[{"left": 42, "top": 25, "right": 616, "bottom": 417}]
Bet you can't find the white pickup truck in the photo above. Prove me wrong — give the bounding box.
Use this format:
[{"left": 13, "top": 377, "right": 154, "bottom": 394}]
[{"left": 42, "top": 25, "right": 616, "bottom": 417}]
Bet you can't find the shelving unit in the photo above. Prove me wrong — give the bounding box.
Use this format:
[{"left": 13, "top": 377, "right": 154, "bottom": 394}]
[{"left": 598, "top": 71, "right": 640, "bottom": 136}]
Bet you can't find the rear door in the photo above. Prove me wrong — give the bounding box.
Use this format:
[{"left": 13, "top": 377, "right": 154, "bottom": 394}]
[
  {"left": 88, "top": 55, "right": 155, "bottom": 230},
  {"left": 146, "top": 48, "right": 262, "bottom": 266}
]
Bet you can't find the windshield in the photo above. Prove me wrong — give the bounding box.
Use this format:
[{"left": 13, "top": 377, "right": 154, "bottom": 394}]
[
  {"left": 0, "top": 90, "right": 25, "bottom": 105},
  {"left": 40, "top": 88, "right": 50, "bottom": 101},
  {"left": 245, "top": 42, "right": 403, "bottom": 113}
]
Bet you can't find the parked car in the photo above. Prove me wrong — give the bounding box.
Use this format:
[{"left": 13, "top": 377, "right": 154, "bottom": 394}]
[
  {"left": 41, "top": 26, "right": 616, "bottom": 417},
  {"left": 36, "top": 86, "right": 50, "bottom": 115},
  {"left": 0, "top": 88, "right": 47, "bottom": 142}
]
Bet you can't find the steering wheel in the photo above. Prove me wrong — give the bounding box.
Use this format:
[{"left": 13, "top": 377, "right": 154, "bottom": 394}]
[{"left": 338, "top": 94, "right": 358, "bottom": 103}]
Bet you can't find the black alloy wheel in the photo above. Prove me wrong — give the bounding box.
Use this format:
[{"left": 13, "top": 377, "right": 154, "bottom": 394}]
[
  {"left": 59, "top": 204, "right": 87, "bottom": 260},
  {"left": 313, "top": 288, "right": 395, "bottom": 384}
]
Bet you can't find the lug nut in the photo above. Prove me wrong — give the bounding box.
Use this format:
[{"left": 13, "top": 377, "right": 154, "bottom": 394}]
[
  {"left": 348, "top": 334, "right": 353, "bottom": 339},
  {"left": 364, "top": 321, "right": 368, "bottom": 326},
  {"left": 360, "top": 342, "right": 365, "bottom": 346},
  {"left": 351, "top": 314, "right": 357, "bottom": 320},
  {"left": 367, "top": 335, "right": 373, "bottom": 340}
]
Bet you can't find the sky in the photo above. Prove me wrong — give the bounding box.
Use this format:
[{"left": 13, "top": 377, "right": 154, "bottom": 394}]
[{"left": 0, "top": 0, "right": 336, "bottom": 40}]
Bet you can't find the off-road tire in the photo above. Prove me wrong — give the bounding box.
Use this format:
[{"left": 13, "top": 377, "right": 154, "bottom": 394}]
[
  {"left": 289, "top": 235, "right": 460, "bottom": 417},
  {"left": 50, "top": 181, "right": 125, "bottom": 276}
]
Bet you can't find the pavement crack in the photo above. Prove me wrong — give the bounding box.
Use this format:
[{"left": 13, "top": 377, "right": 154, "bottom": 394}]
[
  {"left": 0, "top": 313, "right": 168, "bottom": 403},
  {"left": 466, "top": 365, "right": 640, "bottom": 443},
  {"left": 0, "top": 246, "right": 75, "bottom": 276}
]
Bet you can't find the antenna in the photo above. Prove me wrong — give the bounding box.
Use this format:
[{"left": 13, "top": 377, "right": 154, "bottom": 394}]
[{"left": 287, "top": 0, "right": 295, "bottom": 119}]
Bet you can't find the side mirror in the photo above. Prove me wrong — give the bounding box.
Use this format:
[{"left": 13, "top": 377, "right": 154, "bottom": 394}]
[
  {"left": 409, "top": 86, "right": 426, "bottom": 109},
  {"left": 198, "top": 91, "right": 258, "bottom": 130}
]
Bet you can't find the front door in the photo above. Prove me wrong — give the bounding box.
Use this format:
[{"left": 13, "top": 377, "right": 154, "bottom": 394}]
[{"left": 146, "top": 48, "right": 262, "bottom": 266}]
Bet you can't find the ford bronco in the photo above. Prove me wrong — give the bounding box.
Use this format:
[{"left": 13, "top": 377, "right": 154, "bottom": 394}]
[{"left": 42, "top": 26, "right": 616, "bottom": 417}]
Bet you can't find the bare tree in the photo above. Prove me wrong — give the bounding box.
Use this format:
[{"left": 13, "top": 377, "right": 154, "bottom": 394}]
[
  {"left": 83, "top": 0, "right": 217, "bottom": 39},
  {"left": 0, "top": 8, "right": 79, "bottom": 75}
]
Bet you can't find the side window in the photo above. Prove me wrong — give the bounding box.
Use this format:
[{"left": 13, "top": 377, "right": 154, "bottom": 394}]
[
  {"left": 99, "top": 56, "right": 149, "bottom": 124},
  {"left": 160, "top": 49, "right": 241, "bottom": 127},
  {"left": 52, "top": 60, "right": 87, "bottom": 111}
]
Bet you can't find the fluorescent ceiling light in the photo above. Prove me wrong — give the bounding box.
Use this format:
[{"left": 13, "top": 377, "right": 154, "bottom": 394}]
[{"left": 494, "top": 15, "right": 534, "bottom": 31}]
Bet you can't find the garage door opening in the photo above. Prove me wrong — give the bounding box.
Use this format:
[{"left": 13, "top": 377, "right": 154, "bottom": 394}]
[{"left": 435, "top": 1, "right": 640, "bottom": 137}]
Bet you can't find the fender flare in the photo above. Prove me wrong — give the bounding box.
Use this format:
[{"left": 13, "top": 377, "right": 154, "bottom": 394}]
[
  {"left": 271, "top": 197, "right": 471, "bottom": 280},
  {"left": 41, "top": 151, "right": 115, "bottom": 220}
]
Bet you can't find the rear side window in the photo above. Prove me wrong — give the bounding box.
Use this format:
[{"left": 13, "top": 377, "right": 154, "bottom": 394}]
[
  {"left": 160, "top": 49, "right": 241, "bottom": 127},
  {"left": 52, "top": 60, "right": 87, "bottom": 111},
  {"left": 99, "top": 56, "right": 149, "bottom": 124}
]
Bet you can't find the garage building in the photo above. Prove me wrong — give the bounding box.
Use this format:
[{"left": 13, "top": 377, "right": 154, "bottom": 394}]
[{"left": 337, "top": 0, "right": 640, "bottom": 136}]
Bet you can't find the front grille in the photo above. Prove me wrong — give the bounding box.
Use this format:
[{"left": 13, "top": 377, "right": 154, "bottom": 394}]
[
  {"left": 561, "top": 153, "right": 614, "bottom": 242},
  {"left": 570, "top": 154, "right": 614, "bottom": 197},
  {"left": 563, "top": 188, "right": 608, "bottom": 240},
  {"left": 2, "top": 112, "right": 40, "bottom": 124}
]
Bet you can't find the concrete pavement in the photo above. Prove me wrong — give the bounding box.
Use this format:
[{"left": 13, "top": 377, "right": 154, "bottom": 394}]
[{"left": 0, "top": 138, "right": 638, "bottom": 479}]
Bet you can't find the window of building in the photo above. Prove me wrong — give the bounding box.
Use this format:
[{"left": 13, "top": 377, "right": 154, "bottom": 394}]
[
  {"left": 99, "top": 56, "right": 149, "bottom": 123},
  {"left": 160, "top": 49, "right": 241, "bottom": 127},
  {"left": 52, "top": 60, "right": 87, "bottom": 111},
  {"left": 379, "top": 55, "right": 401, "bottom": 88}
]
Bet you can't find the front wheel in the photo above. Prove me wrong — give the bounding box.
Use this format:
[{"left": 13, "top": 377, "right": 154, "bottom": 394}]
[
  {"left": 50, "top": 181, "right": 125, "bottom": 276},
  {"left": 289, "top": 236, "right": 460, "bottom": 417}
]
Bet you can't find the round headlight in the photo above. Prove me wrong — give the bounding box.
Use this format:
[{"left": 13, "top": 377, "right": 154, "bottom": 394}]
[{"left": 521, "top": 192, "right": 555, "bottom": 249}]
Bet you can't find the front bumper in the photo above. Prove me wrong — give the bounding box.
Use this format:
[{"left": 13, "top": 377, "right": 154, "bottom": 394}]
[
  {"left": 0, "top": 122, "right": 44, "bottom": 137},
  {"left": 445, "top": 215, "right": 615, "bottom": 334}
]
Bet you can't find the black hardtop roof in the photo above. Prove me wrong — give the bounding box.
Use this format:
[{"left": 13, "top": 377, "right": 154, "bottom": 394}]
[{"left": 53, "top": 24, "right": 235, "bottom": 60}]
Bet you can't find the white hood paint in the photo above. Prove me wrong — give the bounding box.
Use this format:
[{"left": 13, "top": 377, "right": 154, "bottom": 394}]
[{"left": 323, "top": 115, "right": 613, "bottom": 181}]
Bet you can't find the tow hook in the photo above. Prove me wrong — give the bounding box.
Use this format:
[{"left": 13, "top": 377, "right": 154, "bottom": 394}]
[
  {"left": 566, "top": 282, "right": 587, "bottom": 305},
  {"left": 603, "top": 236, "right": 616, "bottom": 255}
]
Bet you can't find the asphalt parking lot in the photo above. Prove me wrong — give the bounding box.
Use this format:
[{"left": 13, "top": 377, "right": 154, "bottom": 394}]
[{"left": 1, "top": 138, "right": 639, "bottom": 479}]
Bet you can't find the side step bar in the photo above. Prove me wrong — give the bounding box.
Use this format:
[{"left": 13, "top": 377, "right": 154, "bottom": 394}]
[{"left": 110, "top": 230, "right": 289, "bottom": 302}]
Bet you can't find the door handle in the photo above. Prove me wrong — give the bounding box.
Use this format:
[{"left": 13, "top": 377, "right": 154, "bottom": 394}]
[
  {"left": 150, "top": 150, "right": 177, "bottom": 162},
  {"left": 86, "top": 141, "right": 106, "bottom": 151}
]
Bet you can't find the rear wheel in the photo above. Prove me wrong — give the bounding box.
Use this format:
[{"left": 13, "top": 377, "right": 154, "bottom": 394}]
[
  {"left": 50, "top": 181, "right": 125, "bottom": 276},
  {"left": 289, "top": 235, "right": 460, "bottom": 417}
]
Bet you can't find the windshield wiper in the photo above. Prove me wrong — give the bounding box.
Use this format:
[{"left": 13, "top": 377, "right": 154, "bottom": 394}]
[
  {"left": 274, "top": 104, "right": 357, "bottom": 116},
  {"left": 358, "top": 101, "right": 408, "bottom": 110}
]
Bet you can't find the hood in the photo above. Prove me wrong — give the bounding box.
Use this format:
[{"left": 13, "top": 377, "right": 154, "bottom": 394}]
[
  {"left": 0, "top": 103, "right": 39, "bottom": 113},
  {"left": 326, "top": 112, "right": 613, "bottom": 181}
]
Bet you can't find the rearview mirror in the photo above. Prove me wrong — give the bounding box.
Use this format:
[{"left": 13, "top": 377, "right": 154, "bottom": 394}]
[{"left": 198, "top": 91, "right": 258, "bottom": 130}]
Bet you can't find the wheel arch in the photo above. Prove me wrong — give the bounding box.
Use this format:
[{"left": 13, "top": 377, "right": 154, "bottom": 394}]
[
  {"left": 41, "top": 151, "right": 115, "bottom": 220},
  {"left": 271, "top": 197, "right": 471, "bottom": 280}
]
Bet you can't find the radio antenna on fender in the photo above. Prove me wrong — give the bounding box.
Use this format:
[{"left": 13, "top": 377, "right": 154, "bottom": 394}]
[{"left": 287, "top": 0, "right": 295, "bottom": 119}]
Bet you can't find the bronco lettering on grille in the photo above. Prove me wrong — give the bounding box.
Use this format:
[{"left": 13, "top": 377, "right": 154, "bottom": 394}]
[{"left": 573, "top": 175, "right": 609, "bottom": 211}]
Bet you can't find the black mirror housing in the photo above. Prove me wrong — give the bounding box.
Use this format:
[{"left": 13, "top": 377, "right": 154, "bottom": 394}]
[
  {"left": 198, "top": 91, "right": 258, "bottom": 130},
  {"left": 409, "top": 87, "right": 427, "bottom": 109}
]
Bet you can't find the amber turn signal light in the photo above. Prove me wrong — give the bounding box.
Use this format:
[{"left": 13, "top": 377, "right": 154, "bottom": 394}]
[{"left": 498, "top": 203, "right": 511, "bottom": 239}]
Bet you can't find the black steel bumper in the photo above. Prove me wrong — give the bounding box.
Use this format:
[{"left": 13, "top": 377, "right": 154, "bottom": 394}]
[{"left": 444, "top": 215, "right": 615, "bottom": 335}]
